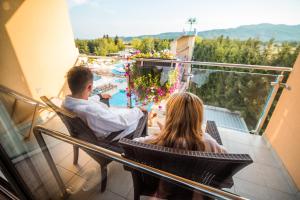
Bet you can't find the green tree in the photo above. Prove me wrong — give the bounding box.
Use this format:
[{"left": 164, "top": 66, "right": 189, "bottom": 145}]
[
  {"left": 75, "top": 36, "right": 126, "bottom": 56},
  {"left": 131, "top": 38, "right": 142, "bottom": 50},
  {"left": 191, "top": 36, "right": 299, "bottom": 131},
  {"left": 75, "top": 39, "right": 89, "bottom": 54}
]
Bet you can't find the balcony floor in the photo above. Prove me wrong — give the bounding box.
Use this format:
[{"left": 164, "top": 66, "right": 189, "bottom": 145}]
[{"left": 33, "top": 115, "right": 300, "bottom": 200}]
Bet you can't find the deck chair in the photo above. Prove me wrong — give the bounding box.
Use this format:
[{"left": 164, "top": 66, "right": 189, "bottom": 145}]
[
  {"left": 40, "top": 96, "right": 122, "bottom": 192},
  {"left": 119, "top": 121, "right": 253, "bottom": 200}
]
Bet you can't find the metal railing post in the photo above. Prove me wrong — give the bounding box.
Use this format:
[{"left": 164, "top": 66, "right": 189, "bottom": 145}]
[
  {"left": 252, "top": 74, "right": 284, "bottom": 134},
  {"left": 126, "top": 63, "right": 133, "bottom": 108}
]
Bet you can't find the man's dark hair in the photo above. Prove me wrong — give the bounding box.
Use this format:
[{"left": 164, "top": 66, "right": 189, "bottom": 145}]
[{"left": 67, "top": 66, "right": 93, "bottom": 95}]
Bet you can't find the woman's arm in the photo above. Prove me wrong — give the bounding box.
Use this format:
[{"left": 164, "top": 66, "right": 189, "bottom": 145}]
[{"left": 203, "top": 133, "right": 227, "bottom": 153}]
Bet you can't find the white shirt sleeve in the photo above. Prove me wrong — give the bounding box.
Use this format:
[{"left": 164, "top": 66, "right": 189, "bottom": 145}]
[
  {"left": 82, "top": 105, "right": 144, "bottom": 138},
  {"left": 88, "top": 95, "right": 100, "bottom": 102}
]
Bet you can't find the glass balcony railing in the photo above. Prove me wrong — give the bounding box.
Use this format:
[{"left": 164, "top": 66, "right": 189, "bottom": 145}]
[
  {"left": 127, "top": 58, "right": 291, "bottom": 134},
  {"left": 188, "top": 68, "right": 278, "bottom": 132}
]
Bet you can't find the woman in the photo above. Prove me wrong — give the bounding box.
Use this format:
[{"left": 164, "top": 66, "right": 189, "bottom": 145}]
[
  {"left": 134, "top": 92, "right": 226, "bottom": 153},
  {"left": 134, "top": 92, "right": 226, "bottom": 199}
]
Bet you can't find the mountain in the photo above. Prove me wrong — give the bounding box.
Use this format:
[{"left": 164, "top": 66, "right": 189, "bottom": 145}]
[{"left": 122, "top": 24, "right": 300, "bottom": 42}]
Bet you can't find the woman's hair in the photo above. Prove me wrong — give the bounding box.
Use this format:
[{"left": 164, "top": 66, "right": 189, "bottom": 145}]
[{"left": 151, "top": 92, "right": 205, "bottom": 151}]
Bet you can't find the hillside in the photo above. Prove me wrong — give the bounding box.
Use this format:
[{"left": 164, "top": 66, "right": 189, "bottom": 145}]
[{"left": 122, "top": 23, "right": 300, "bottom": 42}]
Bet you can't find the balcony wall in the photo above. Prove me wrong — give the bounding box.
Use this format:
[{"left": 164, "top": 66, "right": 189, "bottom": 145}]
[
  {"left": 265, "top": 53, "right": 300, "bottom": 190},
  {"left": 0, "top": 0, "right": 78, "bottom": 99}
]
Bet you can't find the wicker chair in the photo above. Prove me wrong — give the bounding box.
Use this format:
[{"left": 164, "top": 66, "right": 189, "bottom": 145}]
[
  {"left": 40, "top": 96, "right": 123, "bottom": 192},
  {"left": 119, "top": 121, "right": 253, "bottom": 200}
]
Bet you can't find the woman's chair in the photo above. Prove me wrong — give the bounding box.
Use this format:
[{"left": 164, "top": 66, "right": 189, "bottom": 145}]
[{"left": 119, "top": 121, "right": 253, "bottom": 200}]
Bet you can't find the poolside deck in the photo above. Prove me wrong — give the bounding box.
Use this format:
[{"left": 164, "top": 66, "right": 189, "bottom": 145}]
[{"left": 34, "top": 114, "right": 299, "bottom": 200}]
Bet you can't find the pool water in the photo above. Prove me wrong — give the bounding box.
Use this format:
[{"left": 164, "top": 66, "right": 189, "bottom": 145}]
[
  {"left": 114, "top": 63, "right": 125, "bottom": 68},
  {"left": 92, "top": 62, "right": 153, "bottom": 110},
  {"left": 109, "top": 91, "right": 128, "bottom": 107},
  {"left": 93, "top": 73, "right": 101, "bottom": 81},
  {"left": 110, "top": 91, "right": 153, "bottom": 111}
]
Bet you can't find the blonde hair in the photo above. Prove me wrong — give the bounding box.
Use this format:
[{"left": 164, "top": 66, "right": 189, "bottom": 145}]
[{"left": 152, "top": 92, "right": 205, "bottom": 151}]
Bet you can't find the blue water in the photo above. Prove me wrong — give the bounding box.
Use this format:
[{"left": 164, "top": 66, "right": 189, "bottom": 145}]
[
  {"left": 111, "top": 69, "right": 125, "bottom": 76},
  {"left": 110, "top": 91, "right": 153, "bottom": 111},
  {"left": 93, "top": 73, "right": 101, "bottom": 81},
  {"left": 109, "top": 91, "right": 129, "bottom": 107},
  {"left": 115, "top": 63, "right": 124, "bottom": 68},
  {"left": 112, "top": 63, "right": 126, "bottom": 75}
]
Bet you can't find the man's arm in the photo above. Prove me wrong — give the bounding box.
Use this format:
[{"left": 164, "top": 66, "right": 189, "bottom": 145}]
[{"left": 83, "top": 105, "right": 144, "bottom": 137}]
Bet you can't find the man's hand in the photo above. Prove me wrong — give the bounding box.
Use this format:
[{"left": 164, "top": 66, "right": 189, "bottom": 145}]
[{"left": 99, "top": 93, "right": 111, "bottom": 99}]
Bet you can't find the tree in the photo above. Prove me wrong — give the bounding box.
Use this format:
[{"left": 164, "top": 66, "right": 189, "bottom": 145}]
[
  {"left": 154, "top": 39, "right": 170, "bottom": 51},
  {"left": 114, "top": 35, "right": 119, "bottom": 45},
  {"left": 131, "top": 38, "right": 142, "bottom": 50},
  {"left": 131, "top": 38, "right": 170, "bottom": 53},
  {"left": 191, "top": 36, "right": 299, "bottom": 130},
  {"left": 139, "top": 38, "right": 155, "bottom": 53},
  {"left": 75, "top": 36, "right": 126, "bottom": 56},
  {"left": 75, "top": 39, "right": 89, "bottom": 54}
]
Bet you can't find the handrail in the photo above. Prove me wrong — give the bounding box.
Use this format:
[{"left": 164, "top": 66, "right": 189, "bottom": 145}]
[
  {"left": 135, "top": 58, "right": 293, "bottom": 72},
  {"left": 0, "top": 85, "right": 46, "bottom": 108},
  {"left": 33, "top": 125, "right": 248, "bottom": 200}
]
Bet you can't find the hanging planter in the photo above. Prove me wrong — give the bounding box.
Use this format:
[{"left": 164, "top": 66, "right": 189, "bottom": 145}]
[
  {"left": 133, "top": 51, "right": 176, "bottom": 68},
  {"left": 126, "top": 52, "right": 183, "bottom": 105}
]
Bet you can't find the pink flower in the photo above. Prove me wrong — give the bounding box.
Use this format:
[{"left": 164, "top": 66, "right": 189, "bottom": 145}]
[{"left": 126, "top": 92, "right": 131, "bottom": 97}]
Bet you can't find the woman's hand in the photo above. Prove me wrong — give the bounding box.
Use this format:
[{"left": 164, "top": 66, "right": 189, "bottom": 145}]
[{"left": 157, "top": 121, "right": 164, "bottom": 131}]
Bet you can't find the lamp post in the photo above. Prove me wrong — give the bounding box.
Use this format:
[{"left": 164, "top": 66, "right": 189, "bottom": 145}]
[{"left": 187, "top": 18, "right": 197, "bottom": 32}]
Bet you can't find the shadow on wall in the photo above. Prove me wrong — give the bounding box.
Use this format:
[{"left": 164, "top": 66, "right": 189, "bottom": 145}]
[
  {"left": 0, "top": 0, "right": 31, "bottom": 97},
  {"left": 1, "top": 0, "right": 78, "bottom": 100}
]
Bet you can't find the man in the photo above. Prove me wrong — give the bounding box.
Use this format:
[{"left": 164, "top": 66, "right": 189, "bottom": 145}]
[{"left": 62, "top": 66, "right": 147, "bottom": 142}]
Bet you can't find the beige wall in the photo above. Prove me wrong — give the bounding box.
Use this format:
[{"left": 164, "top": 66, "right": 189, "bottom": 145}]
[
  {"left": 176, "top": 35, "right": 195, "bottom": 61},
  {"left": 265, "top": 54, "right": 300, "bottom": 189},
  {"left": 0, "top": 0, "right": 78, "bottom": 99}
]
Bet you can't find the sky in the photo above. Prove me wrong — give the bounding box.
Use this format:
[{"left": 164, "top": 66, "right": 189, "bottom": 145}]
[{"left": 67, "top": 0, "right": 300, "bottom": 39}]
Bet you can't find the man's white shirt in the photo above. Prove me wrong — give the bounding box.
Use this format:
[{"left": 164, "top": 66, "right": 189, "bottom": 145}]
[{"left": 62, "top": 95, "right": 144, "bottom": 141}]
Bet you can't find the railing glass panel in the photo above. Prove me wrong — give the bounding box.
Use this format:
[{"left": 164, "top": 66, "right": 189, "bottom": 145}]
[
  {"left": 188, "top": 68, "right": 278, "bottom": 132},
  {"left": 0, "top": 86, "right": 246, "bottom": 200},
  {"left": 0, "top": 88, "right": 62, "bottom": 199}
]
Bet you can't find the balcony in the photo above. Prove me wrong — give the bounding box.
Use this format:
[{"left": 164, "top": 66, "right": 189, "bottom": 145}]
[
  {"left": 1, "top": 57, "right": 299, "bottom": 200},
  {"left": 34, "top": 109, "right": 298, "bottom": 200},
  {"left": 1, "top": 1, "right": 299, "bottom": 199}
]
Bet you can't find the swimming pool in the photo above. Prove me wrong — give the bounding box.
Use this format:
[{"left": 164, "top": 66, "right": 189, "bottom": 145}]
[
  {"left": 93, "top": 73, "right": 101, "bottom": 81},
  {"left": 109, "top": 91, "right": 129, "bottom": 107},
  {"left": 114, "top": 63, "right": 125, "bottom": 68},
  {"left": 109, "top": 91, "right": 153, "bottom": 111}
]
